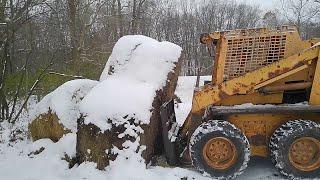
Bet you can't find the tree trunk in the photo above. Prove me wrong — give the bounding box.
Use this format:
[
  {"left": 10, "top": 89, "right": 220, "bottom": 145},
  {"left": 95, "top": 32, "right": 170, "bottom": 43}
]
[
  {"left": 117, "top": 0, "right": 123, "bottom": 37},
  {"left": 67, "top": 0, "right": 80, "bottom": 73}
]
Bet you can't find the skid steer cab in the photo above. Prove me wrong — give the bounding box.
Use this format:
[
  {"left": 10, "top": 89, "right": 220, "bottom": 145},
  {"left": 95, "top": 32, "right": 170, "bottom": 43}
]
[{"left": 160, "top": 25, "right": 320, "bottom": 179}]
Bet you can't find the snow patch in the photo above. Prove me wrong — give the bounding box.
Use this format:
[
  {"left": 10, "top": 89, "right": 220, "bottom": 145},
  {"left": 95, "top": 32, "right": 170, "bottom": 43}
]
[
  {"left": 100, "top": 35, "right": 182, "bottom": 85},
  {"left": 29, "top": 79, "right": 98, "bottom": 132},
  {"left": 0, "top": 133, "right": 76, "bottom": 180},
  {"left": 80, "top": 77, "right": 156, "bottom": 131},
  {"left": 311, "top": 41, "right": 320, "bottom": 48},
  {"left": 213, "top": 101, "right": 309, "bottom": 110}
]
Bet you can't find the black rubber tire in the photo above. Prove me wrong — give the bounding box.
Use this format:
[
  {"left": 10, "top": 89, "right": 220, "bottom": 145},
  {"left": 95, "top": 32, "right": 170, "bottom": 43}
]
[
  {"left": 269, "top": 120, "right": 320, "bottom": 179},
  {"left": 189, "top": 120, "right": 250, "bottom": 180}
]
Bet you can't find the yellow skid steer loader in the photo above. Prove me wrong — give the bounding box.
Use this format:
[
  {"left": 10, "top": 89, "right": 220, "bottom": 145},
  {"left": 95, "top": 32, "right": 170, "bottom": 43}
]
[{"left": 161, "top": 25, "right": 320, "bottom": 179}]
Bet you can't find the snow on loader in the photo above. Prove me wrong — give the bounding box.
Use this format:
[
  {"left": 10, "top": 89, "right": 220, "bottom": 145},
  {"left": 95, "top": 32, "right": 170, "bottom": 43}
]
[{"left": 161, "top": 26, "right": 320, "bottom": 179}]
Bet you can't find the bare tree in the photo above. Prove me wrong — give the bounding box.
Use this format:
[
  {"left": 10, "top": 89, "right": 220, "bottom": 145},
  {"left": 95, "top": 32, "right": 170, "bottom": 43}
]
[
  {"left": 0, "top": 0, "right": 47, "bottom": 121},
  {"left": 280, "top": 0, "right": 320, "bottom": 37},
  {"left": 263, "top": 11, "right": 280, "bottom": 28}
]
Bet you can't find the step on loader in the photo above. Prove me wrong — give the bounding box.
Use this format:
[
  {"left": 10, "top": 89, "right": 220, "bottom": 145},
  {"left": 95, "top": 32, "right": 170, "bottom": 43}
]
[{"left": 161, "top": 25, "right": 320, "bottom": 179}]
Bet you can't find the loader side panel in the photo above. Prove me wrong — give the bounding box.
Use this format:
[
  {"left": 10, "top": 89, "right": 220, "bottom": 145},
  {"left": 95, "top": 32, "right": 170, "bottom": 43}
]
[
  {"left": 227, "top": 112, "right": 320, "bottom": 157},
  {"left": 191, "top": 46, "right": 320, "bottom": 114}
]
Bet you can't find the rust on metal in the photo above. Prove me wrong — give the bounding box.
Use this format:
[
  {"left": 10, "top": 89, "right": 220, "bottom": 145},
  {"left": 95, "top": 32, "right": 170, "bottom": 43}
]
[
  {"left": 202, "top": 137, "right": 238, "bottom": 170},
  {"left": 249, "top": 134, "right": 265, "bottom": 146},
  {"left": 268, "top": 68, "right": 290, "bottom": 79},
  {"left": 259, "top": 82, "right": 312, "bottom": 93},
  {"left": 292, "top": 61, "right": 306, "bottom": 69},
  {"left": 232, "top": 88, "right": 240, "bottom": 94},
  {"left": 218, "top": 90, "right": 229, "bottom": 99},
  {"left": 288, "top": 137, "right": 320, "bottom": 172}
]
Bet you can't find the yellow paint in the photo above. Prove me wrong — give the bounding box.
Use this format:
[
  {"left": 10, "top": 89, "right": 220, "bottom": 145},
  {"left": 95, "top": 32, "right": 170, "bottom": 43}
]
[
  {"left": 217, "top": 93, "right": 283, "bottom": 106},
  {"left": 212, "top": 34, "right": 227, "bottom": 85},
  {"left": 310, "top": 51, "right": 320, "bottom": 105}
]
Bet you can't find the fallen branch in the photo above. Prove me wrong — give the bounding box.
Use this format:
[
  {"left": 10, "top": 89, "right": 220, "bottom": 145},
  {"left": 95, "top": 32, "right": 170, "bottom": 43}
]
[{"left": 48, "top": 72, "right": 85, "bottom": 79}]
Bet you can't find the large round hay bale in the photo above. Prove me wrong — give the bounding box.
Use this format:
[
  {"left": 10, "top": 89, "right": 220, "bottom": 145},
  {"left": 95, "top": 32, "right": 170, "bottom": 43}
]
[
  {"left": 29, "top": 79, "right": 98, "bottom": 142},
  {"left": 77, "top": 35, "right": 182, "bottom": 169}
]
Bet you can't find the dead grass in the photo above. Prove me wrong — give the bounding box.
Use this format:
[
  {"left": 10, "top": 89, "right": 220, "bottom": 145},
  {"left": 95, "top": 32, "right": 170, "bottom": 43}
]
[{"left": 29, "top": 110, "right": 71, "bottom": 142}]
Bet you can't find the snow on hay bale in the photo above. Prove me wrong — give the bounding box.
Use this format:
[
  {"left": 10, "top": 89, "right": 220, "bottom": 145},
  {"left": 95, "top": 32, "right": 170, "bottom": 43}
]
[
  {"left": 29, "top": 79, "right": 98, "bottom": 142},
  {"left": 77, "top": 35, "right": 182, "bottom": 169}
]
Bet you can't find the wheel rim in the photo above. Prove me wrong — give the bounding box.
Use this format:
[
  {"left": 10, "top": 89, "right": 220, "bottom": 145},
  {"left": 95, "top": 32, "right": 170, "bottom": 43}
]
[
  {"left": 202, "top": 137, "right": 238, "bottom": 170},
  {"left": 288, "top": 137, "right": 320, "bottom": 172}
]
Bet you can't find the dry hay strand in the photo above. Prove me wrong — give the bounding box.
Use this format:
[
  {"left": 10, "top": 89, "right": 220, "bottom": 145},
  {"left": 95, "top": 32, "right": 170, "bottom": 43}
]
[
  {"left": 76, "top": 116, "right": 113, "bottom": 170},
  {"left": 29, "top": 109, "right": 71, "bottom": 142}
]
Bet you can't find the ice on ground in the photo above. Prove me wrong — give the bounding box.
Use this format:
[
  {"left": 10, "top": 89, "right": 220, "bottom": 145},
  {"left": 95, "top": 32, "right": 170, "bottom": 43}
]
[
  {"left": 174, "top": 76, "right": 211, "bottom": 125},
  {"left": 29, "top": 79, "right": 98, "bottom": 132},
  {"left": 81, "top": 35, "right": 182, "bottom": 131}
]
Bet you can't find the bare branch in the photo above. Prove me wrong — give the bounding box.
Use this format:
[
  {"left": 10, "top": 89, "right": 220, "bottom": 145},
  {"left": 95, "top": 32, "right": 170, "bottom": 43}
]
[
  {"left": 8, "top": 51, "right": 30, "bottom": 122},
  {"left": 48, "top": 72, "right": 85, "bottom": 79},
  {"left": 11, "top": 61, "right": 54, "bottom": 124}
]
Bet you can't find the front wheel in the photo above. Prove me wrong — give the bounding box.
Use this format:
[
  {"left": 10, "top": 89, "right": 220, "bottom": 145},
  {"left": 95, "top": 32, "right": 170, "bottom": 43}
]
[{"left": 189, "top": 120, "right": 250, "bottom": 179}]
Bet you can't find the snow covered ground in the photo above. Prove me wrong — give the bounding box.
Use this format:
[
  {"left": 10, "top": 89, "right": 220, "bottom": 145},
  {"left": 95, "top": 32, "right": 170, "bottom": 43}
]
[{"left": 0, "top": 76, "right": 286, "bottom": 180}]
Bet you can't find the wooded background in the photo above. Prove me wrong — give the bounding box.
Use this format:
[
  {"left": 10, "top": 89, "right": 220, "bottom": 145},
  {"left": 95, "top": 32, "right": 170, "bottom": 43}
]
[{"left": 1, "top": 0, "right": 320, "bottom": 121}]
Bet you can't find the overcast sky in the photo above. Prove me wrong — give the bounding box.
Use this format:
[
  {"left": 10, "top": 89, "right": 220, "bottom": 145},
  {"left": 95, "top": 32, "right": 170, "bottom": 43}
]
[{"left": 237, "top": 0, "right": 279, "bottom": 10}]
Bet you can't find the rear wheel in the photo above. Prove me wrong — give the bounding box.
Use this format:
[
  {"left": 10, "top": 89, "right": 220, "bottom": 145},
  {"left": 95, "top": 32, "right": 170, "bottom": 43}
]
[
  {"left": 189, "top": 120, "right": 250, "bottom": 179},
  {"left": 269, "top": 120, "right": 320, "bottom": 179}
]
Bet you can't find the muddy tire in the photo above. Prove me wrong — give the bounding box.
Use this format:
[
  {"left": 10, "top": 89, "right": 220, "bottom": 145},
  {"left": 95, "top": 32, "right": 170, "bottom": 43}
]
[
  {"left": 269, "top": 120, "right": 320, "bottom": 179},
  {"left": 189, "top": 120, "right": 250, "bottom": 179}
]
